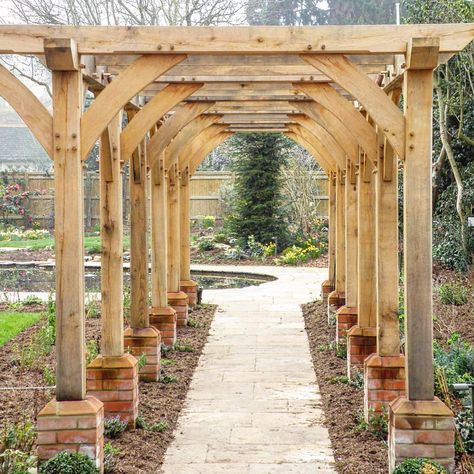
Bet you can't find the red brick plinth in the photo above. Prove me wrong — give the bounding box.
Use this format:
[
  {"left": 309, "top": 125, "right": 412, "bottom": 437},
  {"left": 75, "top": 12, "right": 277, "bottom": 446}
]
[
  {"left": 149, "top": 306, "right": 177, "bottom": 346},
  {"left": 389, "top": 396, "right": 455, "bottom": 473},
  {"left": 37, "top": 396, "right": 104, "bottom": 472},
  {"left": 347, "top": 326, "right": 376, "bottom": 379},
  {"left": 321, "top": 280, "right": 334, "bottom": 303},
  {"left": 180, "top": 280, "right": 198, "bottom": 307},
  {"left": 124, "top": 326, "right": 161, "bottom": 382},
  {"left": 168, "top": 291, "right": 189, "bottom": 327},
  {"left": 364, "top": 354, "right": 405, "bottom": 418},
  {"left": 86, "top": 354, "right": 138, "bottom": 427},
  {"left": 336, "top": 306, "right": 357, "bottom": 344},
  {"left": 327, "top": 290, "right": 345, "bottom": 324}
]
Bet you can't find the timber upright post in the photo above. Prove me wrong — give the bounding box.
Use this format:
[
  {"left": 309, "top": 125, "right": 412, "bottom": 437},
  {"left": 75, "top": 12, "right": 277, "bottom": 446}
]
[
  {"left": 37, "top": 39, "right": 104, "bottom": 471},
  {"left": 336, "top": 158, "right": 358, "bottom": 344},
  {"left": 179, "top": 166, "right": 198, "bottom": 307},
  {"left": 123, "top": 138, "right": 161, "bottom": 382},
  {"left": 388, "top": 38, "right": 455, "bottom": 473},
  {"left": 364, "top": 128, "right": 405, "bottom": 419},
  {"left": 86, "top": 114, "right": 139, "bottom": 428},
  {"left": 346, "top": 152, "right": 377, "bottom": 379},
  {"left": 167, "top": 163, "right": 189, "bottom": 326},
  {"left": 327, "top": 167, "right": 345, "bottom": 319},
  {"left": 321, "top": 171, "right": 336, "bottom": 303},
  {"left": 149, "top": 154, "right": 178, "bottom": 346}
]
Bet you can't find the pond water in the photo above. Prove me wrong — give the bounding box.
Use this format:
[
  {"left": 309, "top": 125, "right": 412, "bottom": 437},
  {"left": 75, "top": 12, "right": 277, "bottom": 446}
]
[{"left": 0, "top": 265, "right": 273, "bottom": 293}]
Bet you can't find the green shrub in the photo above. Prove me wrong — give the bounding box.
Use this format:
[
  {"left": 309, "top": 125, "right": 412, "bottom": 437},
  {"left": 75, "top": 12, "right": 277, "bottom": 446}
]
[
  {"left": 356, "top": 408, "right": 388, "bottom": 440},
  {"left": 160, "top": 374, "right": 178, "bottom": 384},
  {"left": 103, "top": 442, "right": 120, "bottom": 474},
  {"left": 438, "top": 282, "right": 469, "bottom": 305},
  {"left": 455, "top": 408, "right": 474, "bottom": 454},
  {"left": 42, "top": 366, "right": 56, "bottom": 386},
  {"left": 39, "top": 451, "right": 98, "bottom": 474},
  {"left": 104, "top": 417, "right": 127, "bottom": 439},
  {"left": 197, "top": 236, "right": 215, "bottom": 252},
  {"left": 201, "top": 215, "right": 216, "bottom": 228},
  {"left": 392, "top": 457, "right": 448, "bottom": 473},
  {"left": 86, "top": 339, "right": 99, "bottom": 365},
  {"left": 0, "top": 419, "right": 36, "bottom": 454},
  {"left": 335, "top": 341, "right": 347, "bottom": 360},
  {"left": 276, "top": 238, "right": 327, "bottom": 265},
  {"left": 0, "top": 449, "right": 36, "bottom": 474},
  {"left": 149, "top": 420, "right": 168, "bottom": 433},
  {"left": 433, "top": 333, "right": 474, "bottom": 395}
]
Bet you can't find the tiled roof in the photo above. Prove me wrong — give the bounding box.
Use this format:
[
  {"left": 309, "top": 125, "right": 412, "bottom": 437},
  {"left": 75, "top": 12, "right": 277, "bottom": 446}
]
[{"left": 0, "top": 125, "right": 51, "bottom": 171}]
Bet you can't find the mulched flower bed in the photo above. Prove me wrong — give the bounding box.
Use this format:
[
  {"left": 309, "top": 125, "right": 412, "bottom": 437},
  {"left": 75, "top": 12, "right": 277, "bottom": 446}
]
[
  {"left": 0, "top": 303, "right": 217, "bottom": 473},
  {"left": 302, "top": 300, "right": 387, "bottom": 474}
]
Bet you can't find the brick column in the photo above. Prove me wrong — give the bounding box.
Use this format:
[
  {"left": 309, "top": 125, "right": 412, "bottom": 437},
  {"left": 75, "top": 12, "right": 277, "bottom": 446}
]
[
  {"left": 346, "top": 326, "right": 376, "bottom": 379},
  {"left": 86, "top": 354, "right": 139, "bottom": 427},
  {"left": 389, "top": 397, "right": 455, "bottom": 472},
  {"left": 37, "top": 397, "right": 104, "bottom": 472},
  {"left": 180, "top": 280, "right": 198, "bottom": 308},
  {"left": 364, "top": 354, "right": 405, "bottom": 416},
  {"left": 321, "top": 280, "right": 334, "bottom": 303},
  {"left": 336, "top": 306, "right": 357, "bottom": 344},
  {"left": 124, "top": 327, "right": 161, "bottom": 382},
  {"left": 168, "top": 291, "right": 189, "bottom": 326},
  {"left": 150, "top": 306, "right": 177, "bottom": 346}
]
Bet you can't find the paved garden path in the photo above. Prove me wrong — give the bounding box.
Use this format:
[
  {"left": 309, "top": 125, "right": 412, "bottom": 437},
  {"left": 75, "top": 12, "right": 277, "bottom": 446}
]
[{"left": 160, "top": 265, "right": 336, "bottom": 474}]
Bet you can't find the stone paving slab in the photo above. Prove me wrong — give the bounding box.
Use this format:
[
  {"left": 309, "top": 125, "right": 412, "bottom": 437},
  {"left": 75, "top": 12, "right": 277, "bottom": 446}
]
[{"left": 160, "top": 265, "right": 336, "bottom": 473}]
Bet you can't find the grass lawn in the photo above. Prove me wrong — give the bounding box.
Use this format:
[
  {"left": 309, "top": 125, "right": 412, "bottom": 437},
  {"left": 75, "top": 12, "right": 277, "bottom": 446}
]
[
  {"left": 0, "top": 311, "right": 42, "bottom": 346},
  {"left": 0, "top": 235, "right": 130, "bottom": 253}
]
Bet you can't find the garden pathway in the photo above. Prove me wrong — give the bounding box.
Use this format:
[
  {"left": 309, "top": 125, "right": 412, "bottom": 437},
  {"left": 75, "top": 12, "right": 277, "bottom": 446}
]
[{"left": 160, "top": 264, "right": 336, "bottom": 474}]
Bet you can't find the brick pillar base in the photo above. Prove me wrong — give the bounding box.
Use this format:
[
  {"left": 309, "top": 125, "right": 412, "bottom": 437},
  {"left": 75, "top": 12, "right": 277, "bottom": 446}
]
[
  {"left": 327, "top": 290, "right": 345, "bottom": 324},
  {"left": 124, "top": 326, "right": 161, "bottom": 382},
  {"left": 321, "top": 280, "right": 334, "bottom": 303},
  {"left": 389, "top": 397, "right": 455, "bottom": 473},
  {"left": 168, "top": 291, "right": 189, "bottom": 326},
  {"left": 37, "top": 396, "right": 104, "bottom": 473},
  {"left": 336, "top": 306, "right": 357, "bottom": 344},
  {"left": 180, "top": 280, "right": 198, "bottom": 307},
  {"left": 86, "top": 354, "right": 138, "bottom": 427},
  {"left": 149, "top": 306, "right": 177, "bottom": 346},
  {"left": 347, "top": 326, "right": 376, "bottom": 379},
  {"left": 364, "top": 354, "right": 405, "bottom": 418}
]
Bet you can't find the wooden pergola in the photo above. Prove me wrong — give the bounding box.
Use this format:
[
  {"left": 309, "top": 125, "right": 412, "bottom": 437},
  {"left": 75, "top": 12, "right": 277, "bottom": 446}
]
[{"left": 0, "top": 24, "right": 473, "bottom": 473}]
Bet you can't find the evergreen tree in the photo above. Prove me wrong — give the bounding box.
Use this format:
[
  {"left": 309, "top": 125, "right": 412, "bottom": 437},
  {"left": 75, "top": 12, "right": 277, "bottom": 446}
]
[
  {"left": 327, "top": 0, "right": 397, "bottom": 25},
  {"left": 228, "top": 133, "right": 290, "bottom": 247}
]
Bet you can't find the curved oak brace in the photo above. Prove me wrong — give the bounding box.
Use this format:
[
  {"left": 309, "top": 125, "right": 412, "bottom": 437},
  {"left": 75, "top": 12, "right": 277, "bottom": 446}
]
[
  {"left": 0, "top": 64, "right": 53, "bottom": 158},
  {"left": 81, "top": 54, "right": 186, "bottom": 160},
  {"left": 285, "top": 132, "right": 331, "bottom": 175},
  {"left": 302, "top": 55, "right": 405, "bottom": 159},
  {"left": 189, "top": 132, "right": 234, "bottom": 176},
  {"left": 164, "top": 115, "right": 224, "bottom": 170},
  {"left": 148, "top": 101, "right": 214, "bottom": 170},
  {"left": 288, "top": 123, "right": 337, "bottom": 173},
  {"left": 121, "top": 83, "right": 203, "bottom": 162},
  {"left": 294, "top": 82, "right": 378, "bottom": 163},
  {"left": 294, "top": 101, "right": 359, "bottom": 160},
  {"left": 291, "top": 114, "right": 346, "bottom": 169},
  {"left": 179, "top": 124, "right": 229, "bottom": 172}
]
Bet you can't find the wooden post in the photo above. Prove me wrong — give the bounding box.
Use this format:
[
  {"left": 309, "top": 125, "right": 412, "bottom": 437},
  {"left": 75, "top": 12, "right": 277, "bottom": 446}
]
[
  {"left": 52, "top": 69, "right": 85, "bottom": 401},
  {"left": 335, "top": 168, "right": 346, "bottom": 298},
  {"left": 149, "top": 152, "right": 178, "bottom": 346},
  {"left": 129, "top": 142, "right": 149, "bottom": 329},
  {"left": 344, "top": 159, "right": 357, "bottom": 308},
  {"left": 99, "top": 114, "right": 124, "bottom": 357},
  {"left": 167, "top": 164, "right": 180, "bottom": 292},
  {"left": 124, "top": 138, "right": 162, "bottom": 382},
  {"left": 322, "top": 172, "right": 336, "bottom": 301},
  {"left": 346, "top": 152, "right": 377, "bottom": 378},
  {"left": 403, "top": 68, "right": 435, "bottom": 401},
  {"left": 376, "top": 136, "right": 401, "bottom": 357},
  {"left": 167, "top": 162, "right": 189, "bottom": 326},
  {"left": 179, "top": 166, "right": 198, "bottom": 306},
  {"left": 151, "top": 154, "right": 168, "bottom": 308},
  {"left": 335, "top": 158, "right": 358, "bottom": 344}
]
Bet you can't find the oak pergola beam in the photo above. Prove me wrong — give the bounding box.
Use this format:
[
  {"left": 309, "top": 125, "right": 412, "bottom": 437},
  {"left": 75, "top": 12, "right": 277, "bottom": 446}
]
[
  {"left": 121, "top": 83, "right": 203, "bottom": 162},
  {"left": 2, "top": 24, "right": 472, "bottom": 54}
]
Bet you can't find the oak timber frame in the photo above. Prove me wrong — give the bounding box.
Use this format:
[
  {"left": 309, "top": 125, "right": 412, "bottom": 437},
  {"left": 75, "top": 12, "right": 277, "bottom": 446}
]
[{"left": 0, "top": 23, "right": 473, "bottom": 470}]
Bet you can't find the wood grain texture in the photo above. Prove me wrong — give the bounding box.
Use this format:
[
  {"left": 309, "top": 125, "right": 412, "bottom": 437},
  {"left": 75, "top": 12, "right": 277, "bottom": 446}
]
[
  {"left": 188, "top": 132, "right": 233, "bottom": 175},
  {"left": 53, "top": 70, "right": 85, "bottom": 401},
  {"left": 345, "top": 158, "right": 358, "bottom": 308},
  {"left": 81, "top": 54, "right": 185, "bottom": 160},
  {"left": 335, "top": 168, "right": 346, "bottom": 295},
  {"left": 0, "top": 64, "right": 53, "bottom": 157},
  {"left": 166, "top": 165, "right": 181, "bottom": 292}
]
